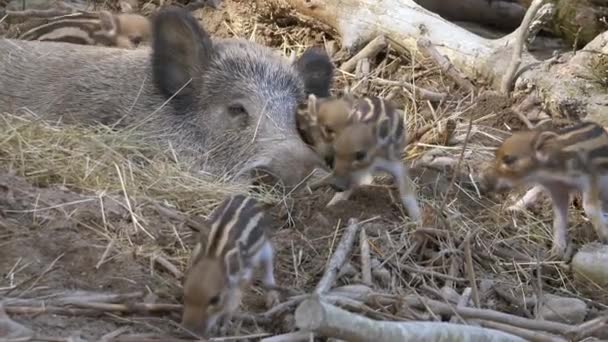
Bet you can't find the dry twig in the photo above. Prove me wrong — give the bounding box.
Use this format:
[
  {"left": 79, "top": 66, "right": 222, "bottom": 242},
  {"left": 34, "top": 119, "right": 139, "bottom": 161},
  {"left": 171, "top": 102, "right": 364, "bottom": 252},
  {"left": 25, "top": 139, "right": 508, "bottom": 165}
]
[
  {"left": 500, "top": 0, "right": 547, "bottom": 94},
  {"left": 340, "top": 35, "right": 388, "bottom": 73},
  {"left": 315, "top": 218, "right": 361, "bottom": 295},
  {"left": 359, "top": 228, "right": 372, "bottom": 286},
  {"left": 416, "top": 38, "right": 476, "bottom": 94}
]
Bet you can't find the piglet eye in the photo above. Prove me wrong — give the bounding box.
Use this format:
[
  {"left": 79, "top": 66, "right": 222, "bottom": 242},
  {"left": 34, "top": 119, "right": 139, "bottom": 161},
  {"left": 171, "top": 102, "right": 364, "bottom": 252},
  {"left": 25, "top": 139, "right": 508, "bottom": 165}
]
[
  {"left": 130, "top": 36, "right": 142, "bottom": 46},
  {"left": 208, "top": 295, "right": 220, "bottom": 306},
  {"left": 228, "top": 103, "right": 248, "bottom": 117},
  {"left": 354, "top": 151, "right": 366, "bottom": 161},
  {"left": 502, "top": 155, "right": 517, "bottom": 165}
]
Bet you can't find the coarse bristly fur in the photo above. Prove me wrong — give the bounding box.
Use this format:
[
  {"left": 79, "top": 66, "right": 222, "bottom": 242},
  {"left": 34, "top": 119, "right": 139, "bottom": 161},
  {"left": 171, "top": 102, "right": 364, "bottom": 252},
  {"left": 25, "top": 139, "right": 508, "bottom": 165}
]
[
  {"left": 0, "top": 6, "right": 335, "bottom": 189},
  {"left": 479, "top": 121, "right": 608, "bottom": 260},
  {"left": 299, "top": 92, "right": 421, "bottom": 222},
  {"left": 181, "top": 194, "right": 278, "bottom": 337}
]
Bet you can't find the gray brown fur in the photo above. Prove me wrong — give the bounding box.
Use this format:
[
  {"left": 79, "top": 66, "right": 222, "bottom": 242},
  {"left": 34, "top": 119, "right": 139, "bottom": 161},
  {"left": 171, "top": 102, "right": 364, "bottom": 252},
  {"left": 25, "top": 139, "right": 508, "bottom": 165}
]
[{"left": 0, "top": 6, "right": 334, "bottom": 188}]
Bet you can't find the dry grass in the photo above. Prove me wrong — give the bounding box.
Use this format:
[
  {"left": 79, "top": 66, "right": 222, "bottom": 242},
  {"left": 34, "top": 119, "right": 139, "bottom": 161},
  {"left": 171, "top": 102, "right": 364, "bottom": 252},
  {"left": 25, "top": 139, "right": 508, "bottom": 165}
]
[{"left": 1, "top": 0, "right": 608, "bottom": 340}]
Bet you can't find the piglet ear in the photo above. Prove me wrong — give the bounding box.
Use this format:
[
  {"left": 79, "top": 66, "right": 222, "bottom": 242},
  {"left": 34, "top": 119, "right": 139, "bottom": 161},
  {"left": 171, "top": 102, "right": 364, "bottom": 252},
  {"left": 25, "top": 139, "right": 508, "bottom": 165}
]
[
  {"left": 307, "top": 94, "right": 319, "bottom": 118},
  {"left": 98, "top": 11, "right": 117, "bottom": 35},
  {"left": 533, "top": 131, "right": 558, "bottom": 163}
]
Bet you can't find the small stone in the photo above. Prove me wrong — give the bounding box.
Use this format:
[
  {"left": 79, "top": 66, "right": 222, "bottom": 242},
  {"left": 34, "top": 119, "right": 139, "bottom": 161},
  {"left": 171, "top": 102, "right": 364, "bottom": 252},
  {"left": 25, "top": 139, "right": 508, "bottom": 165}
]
[
  {"left": 538, "top": 294, "right": 588, "bottom": 324},
  {"left": 572, "top": 243, "right": 608, "bottom": 289}
]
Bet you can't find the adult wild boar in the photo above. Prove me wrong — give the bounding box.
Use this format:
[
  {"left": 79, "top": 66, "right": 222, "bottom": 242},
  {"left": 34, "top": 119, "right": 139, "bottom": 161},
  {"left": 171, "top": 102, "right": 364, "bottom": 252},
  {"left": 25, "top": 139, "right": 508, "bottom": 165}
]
[{"left": 0, "top": 7, "right": 335, "bottom": 188}]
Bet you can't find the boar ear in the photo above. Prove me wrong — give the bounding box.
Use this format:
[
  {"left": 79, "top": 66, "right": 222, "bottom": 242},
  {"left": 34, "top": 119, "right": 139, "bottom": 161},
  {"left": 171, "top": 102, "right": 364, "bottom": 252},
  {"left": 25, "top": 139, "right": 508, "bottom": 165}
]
[
  {"left": 151, "top": 7, "right": 213, "bottom": 101},
  {"left": 533, "top": 131, "right": 558, "bottom": 163},
  {"left": 294, "top": 46, "right": 334, "bottom": 98}
]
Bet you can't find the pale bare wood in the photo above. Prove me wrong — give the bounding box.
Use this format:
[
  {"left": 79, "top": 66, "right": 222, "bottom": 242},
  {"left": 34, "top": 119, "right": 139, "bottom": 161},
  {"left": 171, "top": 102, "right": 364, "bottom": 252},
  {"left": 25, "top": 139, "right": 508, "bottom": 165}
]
[
  {"left": 266, "top": 0, "right": 608, "bottom": 121},
  {"left": 315, "top": 218, "right": 361, "bottom": 294},
  {"left": 295, "top": 296, "right": 527, "bottom": 341},
  {"left": 359, "top": 228, "right": 372, "bottom": 286},
  {"left": 339, "top": 35, "right": 387, "bottom": 73},
  {"left": 500, "top": 0, "right": 547, "bottom": 94}
]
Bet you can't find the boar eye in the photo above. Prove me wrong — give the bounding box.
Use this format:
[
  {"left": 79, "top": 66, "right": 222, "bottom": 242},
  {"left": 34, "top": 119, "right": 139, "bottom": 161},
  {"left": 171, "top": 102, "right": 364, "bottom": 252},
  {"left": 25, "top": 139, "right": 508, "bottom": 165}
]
[
  {"left": 354, "top": 151, "right": 366, "bottom": 161},
  {"left": 208, "top": 295, "right": 220, "bottom": 306},
  {"left": 228, "top": 103, "right": 249, "bottom": 117},
  {"left": 502, "top": 155, "right": 517, "bottom": 165}
]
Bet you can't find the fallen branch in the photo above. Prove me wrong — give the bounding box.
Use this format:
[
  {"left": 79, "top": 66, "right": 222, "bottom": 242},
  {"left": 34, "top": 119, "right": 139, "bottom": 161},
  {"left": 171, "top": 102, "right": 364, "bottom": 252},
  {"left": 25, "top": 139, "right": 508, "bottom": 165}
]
[
  {"left": 268, "top": 0, "right": 608, "bottom": 119},
  {"left": 295, "top": 296, "right": 527, "bottom": 341},
  {"left": 463, "top": 234, "right": 480, "bottom": 308},
  {"left": 449, "top": 287, "right": 472, "bottom": 323},
  {"left": 476, "top": 320, "right": 568, "bottom": 342},
  {"left": 315, "top": 218, "right": 361, "bottom": 295},
  {"left": 500, "top": 0, "right": 547, "bottom": 94},
  {"left": 151, "top": 254, "right": 184, "bottom": 279},
  {"left": 404, "top": 296, "right": 576, "bottom": 335},
  {"left": 359, "top": 228, "right": 373, "bottom": 286},
  {"left": 260, "top": 331, "right": 312, "bottom": 342},
  {"left": 5, "top": 302, "right": 182, "bottom": 317},
  {"left": 371, "top": 78, "right": 447, "bottom": 102},
  {"left": 339, "top": 35, "right": 387, "bottom": 73},
  {"left": 416, "top": 38, "right": 476, "bottom": 94},
  {"left": 564, "top": 315, "right": 608, "bottom": 341},
  {"left": 3, "top": 9, "right": 90, "bottom": 18}
]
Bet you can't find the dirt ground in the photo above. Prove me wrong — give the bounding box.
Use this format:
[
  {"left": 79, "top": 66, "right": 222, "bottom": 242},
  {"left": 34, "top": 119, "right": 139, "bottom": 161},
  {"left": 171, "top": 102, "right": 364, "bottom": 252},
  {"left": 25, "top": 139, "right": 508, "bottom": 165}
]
[{"left": 2, "top": 1, "right": 608, "bottom": 341}]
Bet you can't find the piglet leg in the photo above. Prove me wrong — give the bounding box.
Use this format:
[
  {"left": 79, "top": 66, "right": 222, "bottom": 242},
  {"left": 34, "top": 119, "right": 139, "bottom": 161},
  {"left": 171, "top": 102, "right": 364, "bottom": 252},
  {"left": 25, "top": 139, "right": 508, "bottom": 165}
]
[
  {"left": 258, "top": 241, "right": 280, "bottom": 308},
  {"left": 382, "top": 161, "right": 421, "bottom": 223},
  {"left": 326, "top": 172, "right": 373, "bottom": 207},
  {"left": 583, "top": 176, "right": 608, "bottom": 244},
  {"left": 546, "top": 185, "right": 570, "bottom": 260}
]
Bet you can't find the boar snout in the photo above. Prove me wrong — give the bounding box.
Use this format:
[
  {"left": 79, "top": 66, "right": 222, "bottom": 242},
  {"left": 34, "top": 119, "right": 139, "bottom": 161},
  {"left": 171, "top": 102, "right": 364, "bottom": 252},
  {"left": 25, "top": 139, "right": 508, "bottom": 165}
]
[{"left": 250, "top": 139, "right": 325, "bottom": 189}]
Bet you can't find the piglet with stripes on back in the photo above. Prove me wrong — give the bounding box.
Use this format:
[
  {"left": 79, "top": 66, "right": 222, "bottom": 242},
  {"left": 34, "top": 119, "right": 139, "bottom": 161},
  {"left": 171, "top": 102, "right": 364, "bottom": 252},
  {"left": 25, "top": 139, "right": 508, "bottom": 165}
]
[
  {"left": 181, "top": 194, "right": 279, "bottom": 336},
  {"left": 479, "top": 121, "right": 608, "bottom": 260},
  {"left": 298, "top": 91, "right": 422, "bottom": 222}
]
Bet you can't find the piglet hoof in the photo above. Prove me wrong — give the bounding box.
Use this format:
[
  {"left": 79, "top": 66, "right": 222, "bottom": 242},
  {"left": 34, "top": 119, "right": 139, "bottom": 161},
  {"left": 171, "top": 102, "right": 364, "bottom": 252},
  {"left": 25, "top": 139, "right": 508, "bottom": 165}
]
[
  {"left": 326, "top": 193, "right": 348, "bottom": 207},
  {"left": 217, "top": 318, "right": 231, "bottom": 337},
  {"left": 265, "top": 290, "right": 281, "bottom": 309},
  {"left": 548, "top": 243, "right": 572, "bottom": 262}
]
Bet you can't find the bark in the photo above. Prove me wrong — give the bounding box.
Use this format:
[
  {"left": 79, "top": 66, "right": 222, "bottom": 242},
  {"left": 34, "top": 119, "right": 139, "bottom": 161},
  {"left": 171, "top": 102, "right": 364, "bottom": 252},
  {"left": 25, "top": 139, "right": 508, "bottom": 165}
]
[
  {"left": 294, "top": 296, "right": 527, "bottom": 342},
  {"left": 265, "top": 0, "right": 608, "bottom": 121}
]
